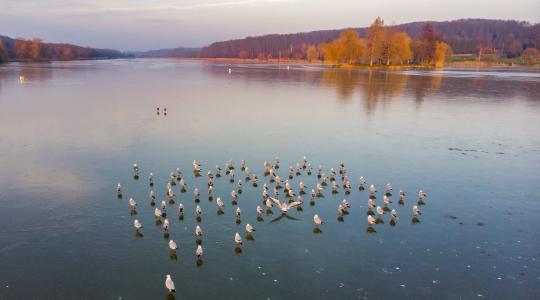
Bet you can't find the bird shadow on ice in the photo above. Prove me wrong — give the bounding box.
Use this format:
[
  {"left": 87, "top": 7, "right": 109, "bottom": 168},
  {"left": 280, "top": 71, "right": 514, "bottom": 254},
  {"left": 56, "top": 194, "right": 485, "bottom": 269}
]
[
  {"left": 234, "top": 247, "right": 242, "bottom": 254},
  {"left": 246, "top": 233, "right": 255, "bottom": 241},
  {"left": 270, "top": 213, "right": 300, "bottom": 223},
  {"left": 313, "top": 227, "right": 322, "bottom": 234},
  {"left": 166, "top": 294, "right": 176, "bottom": 300}
]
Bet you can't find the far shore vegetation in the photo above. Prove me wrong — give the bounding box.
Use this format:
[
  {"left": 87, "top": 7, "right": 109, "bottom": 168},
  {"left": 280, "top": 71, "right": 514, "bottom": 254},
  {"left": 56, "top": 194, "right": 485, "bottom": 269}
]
[
  {"left": 312, "top": 18, "right": 539, "bottom": 68},
  {"left": 1, "top": 17, "right": 539, "bottom": 68}
]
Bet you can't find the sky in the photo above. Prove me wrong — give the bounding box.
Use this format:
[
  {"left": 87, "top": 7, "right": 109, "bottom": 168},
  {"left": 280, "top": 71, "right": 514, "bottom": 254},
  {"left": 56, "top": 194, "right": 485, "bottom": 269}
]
[{"left": 1, "top": 0, "right": 539, "bottom": 51}]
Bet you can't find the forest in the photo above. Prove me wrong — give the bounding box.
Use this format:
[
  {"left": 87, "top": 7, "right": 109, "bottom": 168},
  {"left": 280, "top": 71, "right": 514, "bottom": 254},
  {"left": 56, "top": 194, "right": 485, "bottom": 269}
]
[
  {"left": 196, "top": 18, "right": 540, "bottom": 65},
  {"left": 0, "top": 35, "right": 129, "bottom": 63}
]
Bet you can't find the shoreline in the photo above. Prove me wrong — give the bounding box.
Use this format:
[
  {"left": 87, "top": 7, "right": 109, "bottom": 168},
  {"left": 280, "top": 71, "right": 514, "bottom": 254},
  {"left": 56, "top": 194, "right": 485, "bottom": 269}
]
[{"left": 153, "top": 57, "right": 540, "bottom": 70}]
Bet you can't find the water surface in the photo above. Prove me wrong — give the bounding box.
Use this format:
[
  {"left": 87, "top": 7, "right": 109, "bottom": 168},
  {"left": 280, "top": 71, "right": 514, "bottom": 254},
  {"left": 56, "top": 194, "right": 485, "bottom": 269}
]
[{"left": 0, "top": 59, "right": 539, "bottom": 299}]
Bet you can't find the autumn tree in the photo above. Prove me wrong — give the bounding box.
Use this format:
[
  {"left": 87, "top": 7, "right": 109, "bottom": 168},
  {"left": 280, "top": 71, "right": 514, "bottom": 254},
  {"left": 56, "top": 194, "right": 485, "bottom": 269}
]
[
  {"left": 320, "top": 40, "right": 342, "bottom": 64},
  {"left": 338, "top": 29, "right": 366, "bottom": 65},
  {"left": 421, "top": 24, "right": 437, "bottom": 64},
  {"left": 434, "top": 42, "right": 451, "bottom": 68},
  {"left": 522, "top": 47, "right": 540, "bottom": 64},
  {"left": 384, "top": 31, "right": 412, "bottom": 65},
  {"left": 306, "top": 45, "right": 319, "bottom": 62},
  {"left": 30, "top": 38, "right": 42, "bottom": 61},
  {"left": 365, "top": 17, "right": 386, "bottom": 66},
  {"left": 0, "top": 40, "right": 8, "bottom": 63},
  {"left": 15, "top": 39, "right": 30, "bottom": 60}
]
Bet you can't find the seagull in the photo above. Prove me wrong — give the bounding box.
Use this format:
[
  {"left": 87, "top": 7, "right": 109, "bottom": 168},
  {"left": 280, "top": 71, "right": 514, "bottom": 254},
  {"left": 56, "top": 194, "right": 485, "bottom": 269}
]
[
  {"left": 386, "top": 183, "right": 393, "bottom": 192},
  {"left": 256, "top": 206, "right": 263, "bottom": 216},
  {"left": 390, "top": 209, "right": 398, "bottom": 219},
  {"left": 370, "top": 184, "right": 377, "bottom": 194},
  {"left": 133, "top": 164, "right": 139, "bottom": 176},
  {"left": 342, "top": 199, "right": 350, "bottom": 209},
  {"left": 133, "top": 219, "right": 142, "bottom": 231},
  {"left": 299, "top": 181, "right": 305, "bottom": 191},
  {"left": 165, "top": 274, "right": 176, "bottom": 293},
  {"left": 196, "top": 244, "right": 203, "bottom": 258},
  {"left": 149, "top": 190, "right": 156, "bottom": 201},
  {"left": 178, "top": 203, "right": 184, "bottom": 214},
  {"left": 245, "top": 223, "right": 255, "bottom": 233},
  {"left": 195, "top": 225, "right": 202, "bottom": 237},
  {"left": 116, "top": 183, "right": 122, "bottom": 195},
  {"left": 234, "top": 232, "right": 243, "bottom": 245},
  {"left": 163, "top": 219, "right": 170, "bottom": 231},
  {"left": 129, "top": 197, "right": 137, "bottom": 209},
  {"left": 265, "top": 198, "right": 273, "bottom": 208},
  {"left": 195, "top": 205, "right": 202, "bottom": 216},
  {"left": 287, "top": 189, "right": 294, "bottom": 198},
  {"left": 161, "top": 201, "right": 167, "bottom": 210},
  {"left": 359, "top": 176, "right": 366, "bottom": 186},
  {"left": 412, "top": 205, "right": 421, "bottom": 216},
  {"left": 418, "top": 190, "right": 427, "bottom": 199},
  {"left": 154, "top": 208, "right": 163, "bottom": 218},
  {"left": 193, "top": 188, "right": 200, "bottom": 199},
  {"left": 271, "top": 197, "right": 302, "bottom": 213},
  {"left": 179, "top": 178, "right": 186, "bottom": 189},
  {"left": 231, "top": 190, "right": 238, "bottom": 201},
  {"left": 367, "top": 215, "right": 376, "bottom": 225},
  {"left": 149, "top": 173, "right": 154, "bottom": 185},
  {"left": 169, "top": 240, "right": 178, "bottom": 251},
  {"left": 376, "top": 206, "right": 384, "bottom": 216},
  {"left": 216, "top": 197, "right": 224, "bottom": 209},
  {"left": 236, "top": 207, "right": 241, "bottom": 218},
  {"left": 313, "top": 214, "right": 323, "bottom": 226},
  {"left": 337, "top": 204, "right": 346, "bottom": 215},
  {"left": 383, "top": 195, "right": 390, "bottom": 205},
  {"left": 368, "top": 198, "right": 376, "bottom": 209}
]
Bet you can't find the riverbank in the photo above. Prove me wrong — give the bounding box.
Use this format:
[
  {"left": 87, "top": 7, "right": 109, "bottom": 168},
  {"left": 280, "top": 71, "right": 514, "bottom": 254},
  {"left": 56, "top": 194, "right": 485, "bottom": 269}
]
[{"left": 167, "top": 57, "right": 539, "bottom": 69}]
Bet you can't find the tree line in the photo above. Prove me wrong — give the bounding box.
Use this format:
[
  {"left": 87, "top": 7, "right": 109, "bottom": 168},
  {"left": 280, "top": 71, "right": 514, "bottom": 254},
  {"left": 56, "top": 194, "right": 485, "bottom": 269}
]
[
  {"left": 317, "top": 18, "right": 450, "bottom": 66},
  {"left": 196, "top": 18, "right": 540, "bottom": 65},
  {"left": 0, "top": 35, "right": 129, "bottom": 63}
]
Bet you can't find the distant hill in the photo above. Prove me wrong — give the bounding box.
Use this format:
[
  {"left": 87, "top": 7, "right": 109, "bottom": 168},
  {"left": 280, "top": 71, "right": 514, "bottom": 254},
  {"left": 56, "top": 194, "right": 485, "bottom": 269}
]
[
  {"left": 133, "top": 47, "right": 201, "bottom": 58},
  {"left": 0, "top": 34, "right": 130, "bottom": 63},
  {"left": 196, "top": 19, "right": 540, "bottom": 59}
]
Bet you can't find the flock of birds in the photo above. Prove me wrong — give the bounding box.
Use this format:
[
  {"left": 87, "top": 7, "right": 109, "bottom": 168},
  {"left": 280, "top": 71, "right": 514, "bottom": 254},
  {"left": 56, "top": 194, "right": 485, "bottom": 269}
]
[{"left": 116, "top": 157, "right": 428, "bottom": 294}]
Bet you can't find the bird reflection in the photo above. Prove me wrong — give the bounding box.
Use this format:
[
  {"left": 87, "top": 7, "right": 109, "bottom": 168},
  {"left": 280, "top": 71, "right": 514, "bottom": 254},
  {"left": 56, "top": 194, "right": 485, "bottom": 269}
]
[
  {"left": 166, "top": 294, "right": 176, "bottom": 300},
  {"left": 196, "top": 259, "right": 204, "bottom": 267},
  {"left": 270, "top": 213, "right": 301, "bottom": 223}
]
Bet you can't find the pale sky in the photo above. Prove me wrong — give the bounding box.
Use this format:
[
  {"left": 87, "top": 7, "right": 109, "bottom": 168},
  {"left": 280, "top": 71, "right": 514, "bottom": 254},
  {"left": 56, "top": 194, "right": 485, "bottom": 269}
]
[{"left": 1, "top": 0, "right": 539, "bottom": 51}]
